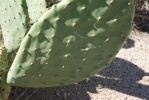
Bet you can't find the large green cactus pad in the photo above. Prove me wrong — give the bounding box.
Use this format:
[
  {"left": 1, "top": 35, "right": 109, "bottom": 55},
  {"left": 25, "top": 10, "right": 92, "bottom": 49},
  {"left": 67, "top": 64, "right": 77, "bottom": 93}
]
[
  {"left": 0, "top": 0, "right": 28, "bottom": 52},
  {"left": 7, "top": 0, "right": 135, "bottom": 87},
  {"left": 26, "top": 0, "right": 47, "bottom": 23}
]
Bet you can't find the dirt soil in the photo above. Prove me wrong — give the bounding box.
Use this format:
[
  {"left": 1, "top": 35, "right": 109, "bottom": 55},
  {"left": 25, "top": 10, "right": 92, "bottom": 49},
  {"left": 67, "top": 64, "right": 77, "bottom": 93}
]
[{"left": 7, "top": 0, "right": 149, "bottom": 100}]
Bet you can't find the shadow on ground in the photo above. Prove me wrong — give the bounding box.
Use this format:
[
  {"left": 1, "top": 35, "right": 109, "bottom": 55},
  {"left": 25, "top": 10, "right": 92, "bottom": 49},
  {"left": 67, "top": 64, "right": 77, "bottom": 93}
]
[
  {"left": 134, "top": 16, "right": 149, "bottom": 33},
  {"left": 135, "top": 0, "right": 149, "bottom": 33},
  {"left": 123, "top": 38, "right": 135, "bottom": 49},
  {"left": 10, "top": 58, "right": 149, "bottom": 100}
]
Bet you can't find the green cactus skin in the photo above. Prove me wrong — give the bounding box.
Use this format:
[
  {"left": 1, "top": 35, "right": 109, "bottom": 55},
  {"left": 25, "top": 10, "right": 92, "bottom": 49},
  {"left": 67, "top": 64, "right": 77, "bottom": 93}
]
[
  {"left": 0, "top": 74, "right": 11, "bottom": 100},
  {"left": 0, "top": 46, "right": 11, "bottom": 100},
  {"left": 0, "top": 27, "right": 2, "bottom": 43},
  {"left": 0, "top": 0, "right": 28, "bottom": 53},
  {"left": 7, "top": 0, "right": 135, "bottom": 87},
  {"left": 26, "top": 0, "right": 47, "bottom": 23}
]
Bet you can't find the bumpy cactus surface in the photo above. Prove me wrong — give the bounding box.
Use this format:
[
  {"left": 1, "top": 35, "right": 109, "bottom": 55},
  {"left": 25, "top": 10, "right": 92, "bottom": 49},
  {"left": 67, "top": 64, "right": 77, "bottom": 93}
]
[
  {"left": 0, "top": 0, "right": 28, "bottom": 53},
  {"left": 6, "top": 0, "right": 135, "bottom": 87}
]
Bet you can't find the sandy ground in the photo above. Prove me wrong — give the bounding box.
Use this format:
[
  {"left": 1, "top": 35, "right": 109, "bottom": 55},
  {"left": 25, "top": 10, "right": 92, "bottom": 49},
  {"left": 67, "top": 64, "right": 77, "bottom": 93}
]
[
  {"left": 87, "top": 30, "right": 149, "bottom": 100},
  {"left": 9, "top": 29, "right": 149, "bottom": 100}
]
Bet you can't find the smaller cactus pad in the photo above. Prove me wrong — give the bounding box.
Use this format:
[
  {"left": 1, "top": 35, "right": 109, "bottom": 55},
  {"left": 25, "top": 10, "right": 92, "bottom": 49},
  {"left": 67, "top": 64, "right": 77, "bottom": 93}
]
[
  {"left": 0, "top": 0, "right": 28, "bottom": 52},
  {"left": 26, "top": 0, "right": 47, "bottom": 23}
]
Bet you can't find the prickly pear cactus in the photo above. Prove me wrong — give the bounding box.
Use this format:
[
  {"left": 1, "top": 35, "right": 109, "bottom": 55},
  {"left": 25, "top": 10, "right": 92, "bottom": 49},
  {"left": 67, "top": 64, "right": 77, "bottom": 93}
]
[
  {"left": 26, "top": 0, "right": 47, "bottom": 23},
  {"left": 7, "top": 0, "right": 135, "bottom": 87},
  {"left": 0, "top": 45, "right": 11, "bottom": 100},
  {"left": 0, "top": 0, "right": 28, "bottom": 53}
]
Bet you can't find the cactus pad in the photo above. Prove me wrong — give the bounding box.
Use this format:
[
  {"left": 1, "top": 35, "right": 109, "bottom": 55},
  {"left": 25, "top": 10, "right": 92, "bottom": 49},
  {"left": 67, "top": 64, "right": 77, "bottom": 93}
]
[
  {"left": 0, "top": 0, "right": 28, "bottom": 52},
  {"left": 7, "top": 0, "right": 135, "bottom": 87},
  {"left": 26, "top": 0, "right": 47, "bottom": 23}
]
